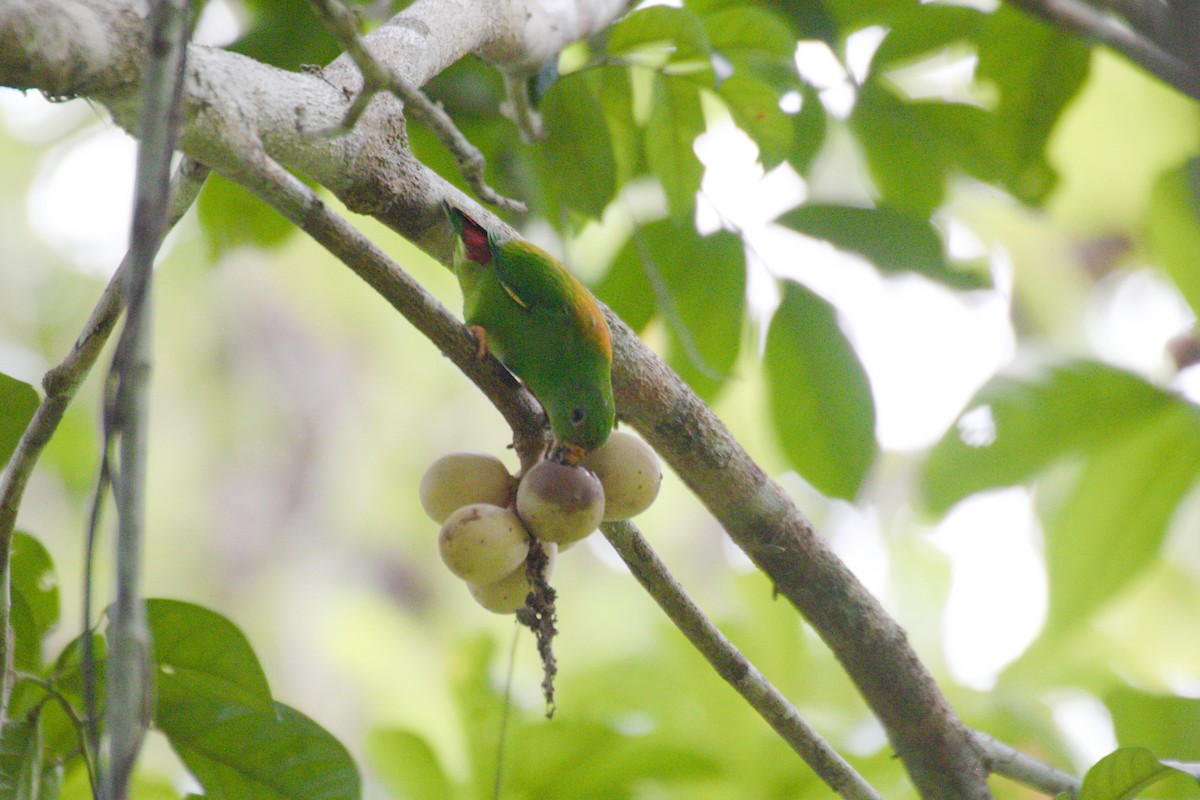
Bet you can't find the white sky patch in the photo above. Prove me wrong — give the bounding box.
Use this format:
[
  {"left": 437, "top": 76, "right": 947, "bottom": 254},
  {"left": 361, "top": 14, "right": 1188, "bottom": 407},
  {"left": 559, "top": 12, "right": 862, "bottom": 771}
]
[
  {"left": 844, "top": 26, "right": 887, "bottom": 86},
  {"left": 193, "top": 0, "right": 242, "bottom": 47},
  {"left": 929, "top": 488, "right": 1047, "bottom": 689},
  {"left": 1047, "top": 691, "right": 1119, "bottom": 769},
  {"left": 1086, "top": 268, "right": 1194, "bottom": 379},
  {"left": 883, "top": 48, "right": 982, "bottom": 105},
  {"left": 28, "top": 125, "right": 137, "bottom": 276},
  {"left": 0, "top": 90, "right": 94, "bottom": 143}
]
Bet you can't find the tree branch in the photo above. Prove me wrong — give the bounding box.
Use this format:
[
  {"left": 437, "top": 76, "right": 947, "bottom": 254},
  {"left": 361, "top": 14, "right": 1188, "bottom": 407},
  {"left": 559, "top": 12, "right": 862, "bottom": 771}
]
[
  {"left": 100, "top": 1, "right": 188, "bottom": 795},
  {"left": 972, "top": 730, "right": 1081, "bottom": 798},
  {"left": 601, "top": 520, "right": 881, "bottom": 800},
  {"left": 306, "top": 0, "right": 527, "bottom": 212},
  {"left": 0, "top": 155, "right": 207, "bottom": 730},
  {"left": 0, "top": 2, "right": 993, "bottom": 796}
]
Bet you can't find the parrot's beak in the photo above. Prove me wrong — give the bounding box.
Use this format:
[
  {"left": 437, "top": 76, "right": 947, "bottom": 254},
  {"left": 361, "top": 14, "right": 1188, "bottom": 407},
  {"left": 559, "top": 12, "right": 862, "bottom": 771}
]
[{"left": 548, "top": 442, "right": 585, "bottom": 466}]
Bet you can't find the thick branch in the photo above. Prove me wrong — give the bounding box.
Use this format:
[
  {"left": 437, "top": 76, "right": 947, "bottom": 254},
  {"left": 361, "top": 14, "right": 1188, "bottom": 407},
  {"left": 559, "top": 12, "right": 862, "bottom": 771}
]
[{"left": 0, "top": 2, "right": 991, "bottom": 796}]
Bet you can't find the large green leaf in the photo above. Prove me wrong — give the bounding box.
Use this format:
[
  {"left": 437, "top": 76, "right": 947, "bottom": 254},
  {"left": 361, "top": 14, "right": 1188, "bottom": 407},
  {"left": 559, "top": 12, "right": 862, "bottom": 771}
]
[
  {"left": 1042, "top": 401, "right": 1200, "bottom": 637},
  {"left": 606, "top": 221, "right": 745, "bottom": 400},
  {"left": 871, "top": 4, "right": 984, "bottom": 70},
  {"left": 599, "top": 67, "right": 645, "bottom": 190},
  {"left": 166, "top": 700, "right": 360, "bottom": 800},
  {"left": 717, "top": 73, "right": 793, "bottom": 168},
  {"left": 921, "top": 360, "right": 1184, "bottom": 514},
  {"left": 10, "top": 532, "right": 59, "bottom": 672},
  {"left": 0, "top": 719, "right": 38, "bottom": 800},
  {"left": 228, "top": 0, "right": 340, "bottom": 70},
  {"left": 607, "top": 6, "right": 711, "bottom": 76},
  {"left": 765, "top": 281, "right": 876, "bottom": 499},
  {"left": 366, "top": 729, "right": 454, "bottom": 800},
  {"left": 147, "top": 598, "right": 274, "bottom": 715},
  {"left": 1145, "top": 158, "right": 1200, "bottom": 317},
  {"left": 1107, "top": 689, "right": 1200, "bottom": 762},
  {"left": 779, "top": 204, "right": 988, "bottom": 289},
  {"left": 531, "top": 71, "right": 616, "bottom": 220},
  {"left": 149, "top": 600, "right": 359, "bottom": 798},
  {"left": 645, "top": 75, "right": 706, "bottom": 221},
  {"left": 505, "top": 718, "right": 719, "bottom": 799},
  {"left": 0, "top": 371, "right": 38, "bottom": 468},
  {"left": 702, "top": 7, "right": 796, "bottom": 66},
  {"left": 849, "top": 82, "right": 978, "bottom": 218},
  {"left": 972, "top": 7, "right": 1091, "bottom": 204},
  {"left": 1079, "top": 747, "right": 1200, "bottom": 800},
  {"left": 197, "top": 173, "right": 296, "bottom": 259}
]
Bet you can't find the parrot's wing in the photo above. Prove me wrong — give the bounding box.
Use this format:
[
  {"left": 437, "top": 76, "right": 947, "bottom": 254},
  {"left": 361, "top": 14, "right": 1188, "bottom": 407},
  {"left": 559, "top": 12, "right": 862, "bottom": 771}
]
[{"left": 492, "top": 240, "right": 580, "bottom": 314}]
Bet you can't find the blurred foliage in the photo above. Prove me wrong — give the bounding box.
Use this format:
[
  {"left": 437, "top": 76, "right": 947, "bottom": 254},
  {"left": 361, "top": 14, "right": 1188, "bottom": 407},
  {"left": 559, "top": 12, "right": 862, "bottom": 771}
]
[{"left": 5, "top": 0, "right": 1200, "bottom": 797}]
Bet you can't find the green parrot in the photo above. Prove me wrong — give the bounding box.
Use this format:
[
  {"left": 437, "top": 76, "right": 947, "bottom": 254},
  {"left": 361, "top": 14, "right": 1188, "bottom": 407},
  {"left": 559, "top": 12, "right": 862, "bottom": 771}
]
[{"left": 445, "top": 204, "right": 615, "bottom": 459}]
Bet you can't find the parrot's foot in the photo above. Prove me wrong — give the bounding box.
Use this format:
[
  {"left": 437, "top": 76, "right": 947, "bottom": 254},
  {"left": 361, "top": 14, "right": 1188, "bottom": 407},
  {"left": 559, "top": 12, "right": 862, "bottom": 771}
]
[{"left": 467, "top": 325, "right": 489, "bottom": 359}]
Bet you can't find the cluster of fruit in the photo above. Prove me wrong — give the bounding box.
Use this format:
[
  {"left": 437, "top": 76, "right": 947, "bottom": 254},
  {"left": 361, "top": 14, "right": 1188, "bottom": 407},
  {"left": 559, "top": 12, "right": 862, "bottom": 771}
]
[{"left": 419, "top": 431, "right": 662, "bottom": 613}]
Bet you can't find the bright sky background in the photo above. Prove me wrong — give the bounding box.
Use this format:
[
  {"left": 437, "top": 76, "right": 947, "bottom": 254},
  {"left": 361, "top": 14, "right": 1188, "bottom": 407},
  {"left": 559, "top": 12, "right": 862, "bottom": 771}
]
[{"left": 4, "top": 3, "right": 1198, "bottom": 767}]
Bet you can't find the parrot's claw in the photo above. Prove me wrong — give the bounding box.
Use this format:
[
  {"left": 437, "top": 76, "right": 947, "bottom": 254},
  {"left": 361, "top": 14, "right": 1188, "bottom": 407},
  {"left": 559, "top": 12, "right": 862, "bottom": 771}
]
[{"left": 467, "top": 325, "right": 489, "bottom": 359}]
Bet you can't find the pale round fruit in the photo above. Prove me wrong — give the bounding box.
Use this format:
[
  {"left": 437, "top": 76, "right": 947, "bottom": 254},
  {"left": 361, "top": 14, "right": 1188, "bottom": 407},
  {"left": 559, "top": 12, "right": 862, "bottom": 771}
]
[
  {"left": 437, "top": 504, "right": 529, "bottom": 583},
  {"left": 467, "top": 543, "right": 558, "bottom": 614},
  {"left": 420, "top": 452, "right": 515, "bottom": 524},
  {"left": 581, "top": 430, "right": 662, "bottom": 521},
  {"left": 516, "top": 460, "right": 604, "bottom": 545}
]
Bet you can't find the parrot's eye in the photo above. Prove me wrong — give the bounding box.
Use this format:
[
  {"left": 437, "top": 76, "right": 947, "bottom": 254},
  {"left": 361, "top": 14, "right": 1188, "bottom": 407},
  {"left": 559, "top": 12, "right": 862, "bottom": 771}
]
[{"left": 570, "top": 407, "right": 587, "bottom": 426}]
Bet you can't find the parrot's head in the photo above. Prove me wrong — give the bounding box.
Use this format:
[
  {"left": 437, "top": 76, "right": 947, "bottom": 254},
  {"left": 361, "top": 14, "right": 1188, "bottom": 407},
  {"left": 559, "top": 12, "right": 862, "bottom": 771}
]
[
  {"left": 444, "top": 203, "right": 494, "bottom": 265},
  {"left": 548, "top": 378, "right": 615, "bottom": 460}
]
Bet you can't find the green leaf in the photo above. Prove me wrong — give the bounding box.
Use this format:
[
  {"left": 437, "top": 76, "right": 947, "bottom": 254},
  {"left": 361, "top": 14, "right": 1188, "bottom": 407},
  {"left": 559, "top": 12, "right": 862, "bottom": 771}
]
[
  {"left": 645, "top": 76, "right": 706, "bottom": 221},
  {"left": 1080, "top": 747, "right": 1200, "bottom": 800},
  {"left": 147, "top": 599, "right": 274, "bottom": 715},
  {"left": 790, "top": 85, "right": 826, "bottom": 175},
  {"left": 0, "top": 719, "right": 39, "bottom": 800},
  {"left": 1107, "top": 689, "right": 1200, "bottom": 762},
  {"left": 849, "top": 82, "right": 967, "bottom": 217},
  {"left": 505, "top": 719, "right": 720, "bottom": 799},
  {"left": 166, "top": 700, "right": 360, "bottom": 800},
  {"left": 717, "top": 73, "right": 793, "bottom": 168},
  {"left": 228, "top": 0, "right": 340, "bottom": 70},
  {"left": 147, "top": 600, "right": 360, "bottom": 799},
  {"left": 10, "top": 532, "right": 59, "bottom": 672},
  {"left": 871, "top": 4, "right": 983, "bottom": 69},
  {"left": 1043, "top": 400, "right": 1200, "bottom": 637},
  {"left": 607, "top": 6, "right": 711, "bottom": 76},
  {"left": 610, "top": 221, "right": 745, "bottom": 400},
  {"left": 593, "top": 237, "right": 656, "bottom": 334},
  {"left": 531, "top": 72, "right": 616, "bottom": 219},
  {"left": 703, "top": 7, "right": 796, "bottom": 65},
  {"left": 0, "top": 371, "right": 38, "bottom": 468},
  {"left": 366, "top": 729, "right": 453, "bottom": 800},
  {"left": 972, "top": 7, "right": 1090, "bottom": 203},
  {"left": 599, "top": 67, "right": 644, "bottom": 189},
  {"left": 197, "top": 173, "right": 296, "bottom": 259},
  {"left": 779, "top": 204, "right": 988, "bottom": 289},
  {"left": 921, "top": 361, "right": 1184, "bottom": 514},
  {"left": 765, "top": 281, "right": 877, "bottom": 499},
  {"left": 1145, "top": 159, "right": 1200, "bottom": 317}
]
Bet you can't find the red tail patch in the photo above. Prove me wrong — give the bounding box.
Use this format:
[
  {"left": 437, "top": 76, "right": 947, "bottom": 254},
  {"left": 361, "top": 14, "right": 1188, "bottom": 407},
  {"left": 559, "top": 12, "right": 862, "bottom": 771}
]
[{"left": 460, "top": 215, "right": 492, "bottom": 264}]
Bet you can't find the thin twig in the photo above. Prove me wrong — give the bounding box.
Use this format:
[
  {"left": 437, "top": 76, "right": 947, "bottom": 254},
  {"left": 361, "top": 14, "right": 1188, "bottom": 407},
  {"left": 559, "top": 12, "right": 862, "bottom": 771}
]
[
  {"left": 1005, "top": 0, "right": 1200, "bottom": 101},
  {"left": 306, "top": 0, "right": 527, "bottom": 212},
  {"left": 600, "top": 519, "right": 882, "bottom": 800},
  {"left": 13, "top": 671, "right": 99, "bottom": 793},
  {"left": 0, "top": 157, "right": 208, "bottom": 732},
  {"left": 972, "top": 730, "right": 1081, "bottom": 798},
  {"left": 100, "top": 0, "right": 189, "bottom": 795}
]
